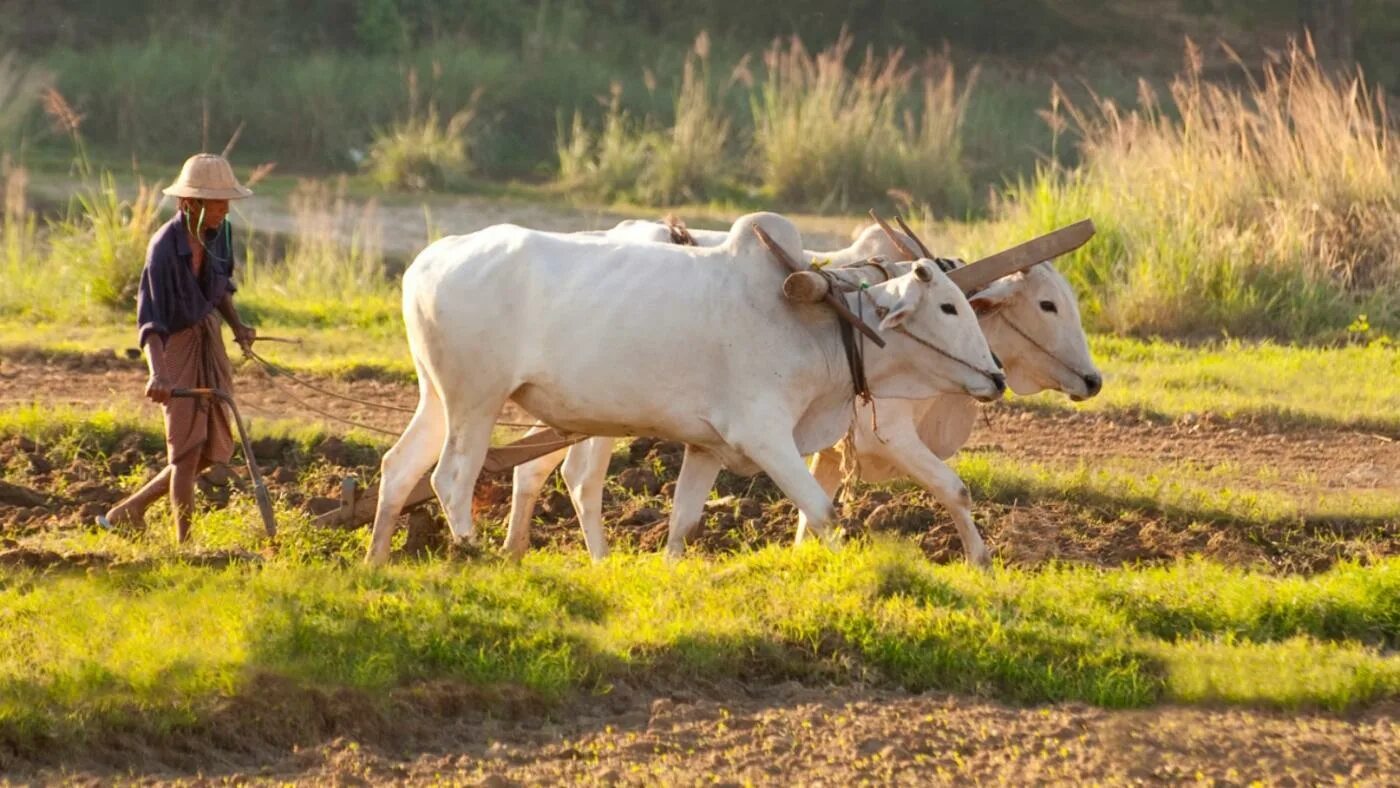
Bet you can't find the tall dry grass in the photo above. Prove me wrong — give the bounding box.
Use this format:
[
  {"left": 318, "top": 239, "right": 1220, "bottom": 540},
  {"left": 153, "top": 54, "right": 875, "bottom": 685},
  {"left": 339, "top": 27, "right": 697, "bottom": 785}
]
[
  {"left": 751, "top": 33, "right": 974, "bottom": 214},
  {"left": 0, "top": 90, "right": 162, "bottom": 320},
  {"left": 557, "top": 33, "right": 736, "bottom": 204},
  {"left": 640, "top": 32, "right": 734, "bottom": 204},
  {"left": 241, "top": 177, "right": 389, "bottom": 304},
  {"left": 994, "top": 39, "right": 1399, "bottom": 340}
]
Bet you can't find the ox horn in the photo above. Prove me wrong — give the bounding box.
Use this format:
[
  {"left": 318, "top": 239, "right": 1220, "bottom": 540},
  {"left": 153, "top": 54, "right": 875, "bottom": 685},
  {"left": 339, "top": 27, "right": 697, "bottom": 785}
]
[
  {"left": 867, "top": 209, "right": 920, "bottom": 262},
  {"left": 947, "top": 219, "right": 1097, "bottom": 295},
  {"left": 894, "top": 213, "right": 934, "bottom": 259}
]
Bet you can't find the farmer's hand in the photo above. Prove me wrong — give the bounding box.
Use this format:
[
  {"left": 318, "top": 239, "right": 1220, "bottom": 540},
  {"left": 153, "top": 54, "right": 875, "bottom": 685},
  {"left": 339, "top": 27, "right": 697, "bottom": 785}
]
[
  {"left": 234, "top": 324, "right": 256, "bottom": 351},
  {"left": 145, "top": 374, "right": 173, "bottom": 404}
]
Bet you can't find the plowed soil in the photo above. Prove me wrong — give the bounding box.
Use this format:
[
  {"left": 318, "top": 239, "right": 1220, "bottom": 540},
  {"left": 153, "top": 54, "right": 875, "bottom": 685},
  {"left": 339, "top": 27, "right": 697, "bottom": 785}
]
[{"left": 2, "top": 353, "right": 1397, "bottom": 571}]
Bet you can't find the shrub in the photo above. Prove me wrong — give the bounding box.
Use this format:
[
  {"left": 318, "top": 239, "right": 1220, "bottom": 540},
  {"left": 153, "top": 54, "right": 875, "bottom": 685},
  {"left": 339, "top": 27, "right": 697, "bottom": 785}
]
[{"left": 366, "top": 69, "right": 478, "bottom": 191}]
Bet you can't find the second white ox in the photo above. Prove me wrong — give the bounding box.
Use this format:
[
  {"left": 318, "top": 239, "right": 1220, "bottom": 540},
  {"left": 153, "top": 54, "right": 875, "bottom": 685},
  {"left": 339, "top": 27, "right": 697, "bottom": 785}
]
[
  {"left": 368, "top": 212, "right": 1005, "bottom": 564},
  {"left": 505, "top": 219, "right": 1102, "bottom": 565}
]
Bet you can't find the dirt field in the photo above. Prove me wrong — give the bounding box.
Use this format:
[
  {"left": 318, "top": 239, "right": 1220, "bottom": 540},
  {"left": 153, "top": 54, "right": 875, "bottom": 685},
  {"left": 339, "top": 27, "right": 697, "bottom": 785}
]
[
  {"left": 3, "top": 351, "right": 1398, "bottom": 784},
  {"left": 20, "top": 681, "right": 1399, "bottom": 784}
]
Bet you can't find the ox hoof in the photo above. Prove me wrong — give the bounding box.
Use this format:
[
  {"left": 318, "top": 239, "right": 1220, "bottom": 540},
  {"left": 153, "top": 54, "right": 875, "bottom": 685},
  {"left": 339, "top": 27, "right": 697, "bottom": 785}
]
[
  {"left": 503, "top": 539, "right": 529, "bottom": 562},
  {"left": 446, "top": 538, "right": 483, "bottom": 561}
]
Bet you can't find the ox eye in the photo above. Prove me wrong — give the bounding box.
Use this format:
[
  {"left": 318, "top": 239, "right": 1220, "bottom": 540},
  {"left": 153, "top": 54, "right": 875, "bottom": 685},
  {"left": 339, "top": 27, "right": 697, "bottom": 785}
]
[
  {"left": 940, "top": 303, "right": 957, "bottom": 315},
  {"left": 1039, "top": 300, "right": 1058, "bottom": 314}
]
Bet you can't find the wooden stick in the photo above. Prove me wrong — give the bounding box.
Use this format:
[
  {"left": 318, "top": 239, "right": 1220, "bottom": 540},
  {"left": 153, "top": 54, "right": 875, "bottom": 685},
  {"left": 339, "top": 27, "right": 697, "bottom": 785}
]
[
  {"left": 867, "top": 209, "right": 920, "bottom": 261},
  {"left": 947, "top": 219, "right": 1096, "bottom": 294},
  {"left": 481, "top": 428, "right": 588, "bottom": 474},
  {"left": 894, "top": 213, "right": 934, "bottom": 259},
  {"left": 754, "top": 225, "right": 887, "bottom": 348}
]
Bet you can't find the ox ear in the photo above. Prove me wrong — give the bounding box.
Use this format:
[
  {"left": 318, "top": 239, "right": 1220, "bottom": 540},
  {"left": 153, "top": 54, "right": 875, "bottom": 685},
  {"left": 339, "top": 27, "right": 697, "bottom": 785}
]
[
  {"left": 872, "top": 282, "right": 925, "bottom": 332},
  {"left": 968, "top": 277, "right": 1019, "bottom": 317}
]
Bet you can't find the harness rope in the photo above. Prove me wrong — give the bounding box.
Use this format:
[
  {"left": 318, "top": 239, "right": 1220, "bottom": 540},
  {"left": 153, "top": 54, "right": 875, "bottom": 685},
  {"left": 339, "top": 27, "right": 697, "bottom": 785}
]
[
  {"left": 242, "top": 346, "right": 549, "bottom": 435},
  {"left": 245, "top": 346, "right": 416, "bottom": 413},
  {"left": 995, "top": 312, "right": 1087, "bottom": 383}
]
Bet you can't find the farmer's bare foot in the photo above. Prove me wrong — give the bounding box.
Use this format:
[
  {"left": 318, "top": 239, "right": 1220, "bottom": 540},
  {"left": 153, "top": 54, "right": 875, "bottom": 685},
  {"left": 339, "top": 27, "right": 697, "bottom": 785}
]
[{"left": 99, "top": 504, "right": 146, "bottom": 532}]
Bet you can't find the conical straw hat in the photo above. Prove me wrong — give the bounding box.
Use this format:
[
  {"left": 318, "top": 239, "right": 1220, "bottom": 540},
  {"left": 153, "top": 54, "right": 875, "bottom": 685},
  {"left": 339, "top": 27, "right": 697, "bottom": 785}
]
[{"left": 162, "top": 153, "right": 253, "bottom": 200}]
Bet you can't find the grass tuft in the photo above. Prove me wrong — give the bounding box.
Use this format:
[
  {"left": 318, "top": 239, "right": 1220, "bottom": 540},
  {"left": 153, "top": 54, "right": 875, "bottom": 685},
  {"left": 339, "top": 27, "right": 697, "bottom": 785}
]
[
  {"left": 366, "top": 68, "right": 479, "bottom": 192},
  {"left": 751, "top": 33, "right": 973, "bottom": 214},
  {"left": 558, "top": 34, "right": 736, "bottom": 205},
  {"left": 992, "top": 39, "right": 1400, "bottom": 340}
]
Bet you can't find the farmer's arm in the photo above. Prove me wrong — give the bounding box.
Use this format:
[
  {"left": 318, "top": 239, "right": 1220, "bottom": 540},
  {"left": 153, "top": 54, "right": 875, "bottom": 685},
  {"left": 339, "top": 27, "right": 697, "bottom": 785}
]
[
  {"left": 217, "top": 291, "right": 255, "bottom": 348},
  {"left": 143, "top": 336, "right": 172, "bottom": 403},
  {"left": 137, "top": 249, "right": 174, "bottom": 404},
  {"left": 214, "top": 227, "right": 254, "bottom": 349}
]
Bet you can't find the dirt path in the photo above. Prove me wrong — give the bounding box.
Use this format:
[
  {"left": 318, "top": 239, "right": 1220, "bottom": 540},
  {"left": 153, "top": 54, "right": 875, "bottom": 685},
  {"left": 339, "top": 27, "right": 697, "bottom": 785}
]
[
  {"left": 0, "top": 351, "right": 419, "bottom": 436},
  {"left": 4, "top": 353, "right": 1396, "bottom": 496},
  {"left": 972, "top": 406, "right": 1400, "bottom": 497},
  {"left": 31, "top": 683, "right": 1399, "bottom": 785}
]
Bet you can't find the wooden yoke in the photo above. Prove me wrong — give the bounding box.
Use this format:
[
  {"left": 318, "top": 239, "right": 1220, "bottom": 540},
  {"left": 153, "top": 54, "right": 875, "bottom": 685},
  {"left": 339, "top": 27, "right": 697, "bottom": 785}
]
[
  {"left": 754, "top": 225, "right": 886, "bottom": 348},
  {"left": 947, "top": 220, "right": 1095, "bottom": 294}
]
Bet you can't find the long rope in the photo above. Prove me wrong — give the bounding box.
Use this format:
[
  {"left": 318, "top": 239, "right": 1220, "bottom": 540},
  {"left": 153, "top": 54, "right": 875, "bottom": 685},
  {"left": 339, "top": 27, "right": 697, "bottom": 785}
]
[
  {"left": 243, "top": 346, "right": 548, "bottom": 433},
  {"left": 245, "top": 346, "right": 416, "bottom": 413},
  {"left": 249, "top": 366, "right": 403, "bottom": 436}
]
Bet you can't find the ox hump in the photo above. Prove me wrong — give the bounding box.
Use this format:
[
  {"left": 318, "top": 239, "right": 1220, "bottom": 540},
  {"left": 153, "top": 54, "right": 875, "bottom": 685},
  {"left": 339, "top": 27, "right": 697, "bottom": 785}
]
[{"left": 725, "top": 212, "right": 804, "bottom": 261}]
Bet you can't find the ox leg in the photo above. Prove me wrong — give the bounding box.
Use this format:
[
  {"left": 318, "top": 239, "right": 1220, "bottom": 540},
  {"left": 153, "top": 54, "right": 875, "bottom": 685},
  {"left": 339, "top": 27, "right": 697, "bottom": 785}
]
[
  {"left": 880, "top": 430, "right": 990, "bottom": 567},
  {"left": 561, "top": 437, "right": 614, "bottom": 562},
  {"left": 367, "top": 381, "right": 447, "bottom": 566},
  {"left": 504, "top": 426, "right": 568, "bottom": 561},
  {"left": 431, "top": 404, "right": 500, "bottom": 547},
  {"left": 796, "top": 448, "right": 845, "bottom": 545},
  {"left": 664, "top": 446, "right": 723, "bottom": 561},
  {"left": 740, "top": 435, "right": 841, "bottom": 549}
]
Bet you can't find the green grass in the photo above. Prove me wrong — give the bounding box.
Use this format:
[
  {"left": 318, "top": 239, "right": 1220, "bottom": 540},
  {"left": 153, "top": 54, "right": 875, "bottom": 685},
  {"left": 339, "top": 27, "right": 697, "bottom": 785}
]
[
  {"left": 0, "top": 403, "right": 387, "bottom": 465},
  {"left": 1018, "top": 335, "right": 1400, "bottom": 435},
  {"left": 0, "top": 542, "right": 1395, "bottom": 751},
  {"left": 953, "top": 451, "right": 1400, "bottom": 532}
]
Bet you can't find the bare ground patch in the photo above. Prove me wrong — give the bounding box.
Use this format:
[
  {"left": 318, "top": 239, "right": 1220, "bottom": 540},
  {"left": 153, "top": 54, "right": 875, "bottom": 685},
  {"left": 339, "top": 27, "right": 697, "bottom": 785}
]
[{"left": 16, "top": 681, "right": 1398, "bottom": 785}]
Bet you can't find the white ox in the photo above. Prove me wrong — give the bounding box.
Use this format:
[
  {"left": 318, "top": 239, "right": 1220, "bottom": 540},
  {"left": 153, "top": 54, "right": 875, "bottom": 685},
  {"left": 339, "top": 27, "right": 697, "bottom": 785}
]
[
  {"left": 505, "top": 220, "right": 1102, "bottom": 565},
  {"left": 368, "top": 213, "right": 1005, "bottom": 564}
]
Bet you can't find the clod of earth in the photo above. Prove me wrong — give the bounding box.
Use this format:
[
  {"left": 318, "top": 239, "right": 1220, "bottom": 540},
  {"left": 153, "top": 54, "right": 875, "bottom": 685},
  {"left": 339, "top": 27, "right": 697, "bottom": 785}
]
[{"left": 0, "top": 480, "right": 47, "bottom": 508}]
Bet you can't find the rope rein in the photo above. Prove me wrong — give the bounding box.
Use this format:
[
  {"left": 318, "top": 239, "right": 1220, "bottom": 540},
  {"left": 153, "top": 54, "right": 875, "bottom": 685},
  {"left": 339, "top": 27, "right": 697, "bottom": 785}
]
[
  {"left": 244, "top": 346, "right": 416, "bottom": 413},
  {"left": 892, "top": 325, "right": 1002, "bottom": 382},
  {"left": 247, "top": 362, "right": 402, "bottom": 437},
  {"left": 242, "top": 345, "right": 549, "bottom": 434},
  {"left": 996, "top": 312, "right": 1087, "bottom": 382}
]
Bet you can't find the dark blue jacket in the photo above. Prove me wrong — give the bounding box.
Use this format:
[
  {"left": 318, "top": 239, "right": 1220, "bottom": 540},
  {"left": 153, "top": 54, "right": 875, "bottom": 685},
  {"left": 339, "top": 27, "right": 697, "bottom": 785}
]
[{"left": 136, "top": 213, "right": 237, "bottom": 348}]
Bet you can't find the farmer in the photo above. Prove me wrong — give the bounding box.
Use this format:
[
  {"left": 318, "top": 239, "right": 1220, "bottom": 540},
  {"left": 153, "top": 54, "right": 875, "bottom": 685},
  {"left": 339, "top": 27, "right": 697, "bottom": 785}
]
[{"left": 98, "top": 153, "right": 256, "bottom": 542}]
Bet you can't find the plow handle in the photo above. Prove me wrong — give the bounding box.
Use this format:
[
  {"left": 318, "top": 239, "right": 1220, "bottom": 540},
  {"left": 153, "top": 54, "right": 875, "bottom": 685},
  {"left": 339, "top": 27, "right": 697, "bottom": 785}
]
[{"left": 169, "top": 387, "right": 278, "bottom": 539}]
